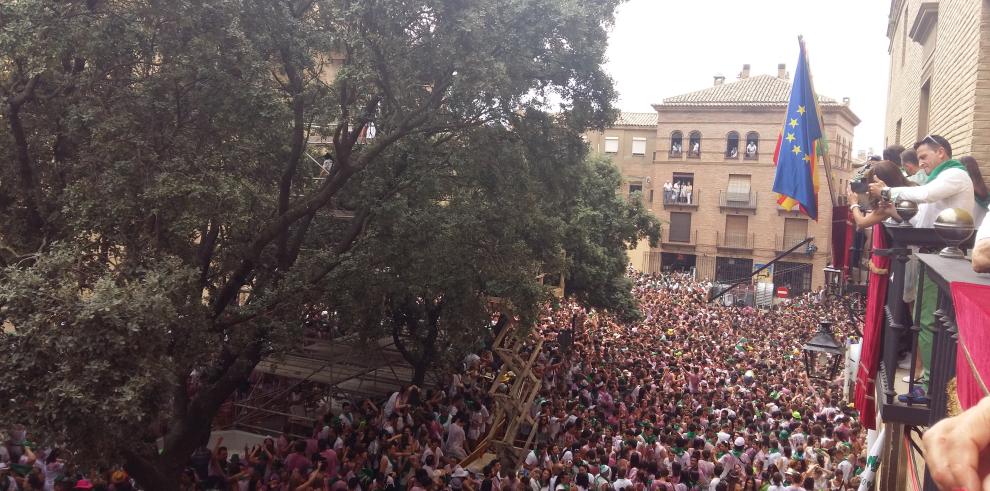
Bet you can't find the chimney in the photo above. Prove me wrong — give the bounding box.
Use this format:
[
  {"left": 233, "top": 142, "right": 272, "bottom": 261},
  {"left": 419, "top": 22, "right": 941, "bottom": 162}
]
[
  {"left": 842, "top": 97, "right": 851, "bottom": 106},
  {"left": 740, "top": 64, "right": 751, "bottom": 79},
  {"left": 714, "top": 74, "right": 726, "bottom": 86},
  {"left": 777, "top": 63, "right": 788, "bottom": 79}
]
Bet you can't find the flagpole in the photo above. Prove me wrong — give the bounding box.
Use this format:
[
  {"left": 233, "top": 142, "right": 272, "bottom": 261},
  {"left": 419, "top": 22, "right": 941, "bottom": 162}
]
[{"left": 799, "top": 36, "right": 838, "bottom": 208}]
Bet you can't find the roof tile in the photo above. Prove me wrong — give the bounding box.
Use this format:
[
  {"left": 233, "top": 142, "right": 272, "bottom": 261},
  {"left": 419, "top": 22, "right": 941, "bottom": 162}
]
[
  {"left": 614, "top": 112, "right": 658, "bottom": 126},
  {"left": 658, "top": 75, "right": 839, "bottom": 107}
]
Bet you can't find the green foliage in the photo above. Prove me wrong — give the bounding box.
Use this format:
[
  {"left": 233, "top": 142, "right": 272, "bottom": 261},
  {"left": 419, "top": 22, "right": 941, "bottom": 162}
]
[{"left": 560, "top": 157, "right": 662, "bottom": 321}]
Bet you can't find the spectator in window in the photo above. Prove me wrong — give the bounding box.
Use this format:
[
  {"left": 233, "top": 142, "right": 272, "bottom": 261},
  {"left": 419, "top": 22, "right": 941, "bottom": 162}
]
[{"left": 900, "top": 149, "right": 927, "bottom": 185}]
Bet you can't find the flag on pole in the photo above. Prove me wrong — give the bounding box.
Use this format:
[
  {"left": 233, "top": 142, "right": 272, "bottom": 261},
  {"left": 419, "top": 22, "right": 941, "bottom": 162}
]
[{"left": 773, "top": 38, "right": 825, "bottom": 221}]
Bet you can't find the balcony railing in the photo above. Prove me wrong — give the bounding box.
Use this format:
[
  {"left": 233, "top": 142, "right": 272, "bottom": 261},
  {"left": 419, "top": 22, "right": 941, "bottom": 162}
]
[
  {"left": 718, "top": 190, "right": 757, "bottom": 211},
  {"left": 662, "top": 189, "right": 700, "bottom": 208},
  {"left": 716, "top": 231, "right": 755, "bottom": 251},
  {"left": 776, "top": 235, "right": 810, "bottom": 253},
  {"left": 743, "top": 150, "right": 759, "bottom": 161},
  {"left": 663, "top": 228, "right": 698, "bottom": 246},
  {"left": 871, "top": 224, "right": 984, "bottom": 490}
]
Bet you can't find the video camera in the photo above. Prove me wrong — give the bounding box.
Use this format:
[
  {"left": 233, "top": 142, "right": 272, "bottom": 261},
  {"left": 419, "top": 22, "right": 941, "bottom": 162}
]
[{"left": 849, "top": 156, "right": 882, "bottom": 207}]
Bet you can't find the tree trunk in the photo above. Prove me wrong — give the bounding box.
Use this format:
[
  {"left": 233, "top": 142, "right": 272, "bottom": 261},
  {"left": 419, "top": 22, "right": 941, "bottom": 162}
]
[{"left": 411, "top": 358, "right": 429, "bottom": 387}]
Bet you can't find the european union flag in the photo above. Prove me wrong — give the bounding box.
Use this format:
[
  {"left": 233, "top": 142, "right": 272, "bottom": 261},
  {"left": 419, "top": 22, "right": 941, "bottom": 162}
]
[{"left": 772, "top": 39, "right": 824, "bottom": 221}]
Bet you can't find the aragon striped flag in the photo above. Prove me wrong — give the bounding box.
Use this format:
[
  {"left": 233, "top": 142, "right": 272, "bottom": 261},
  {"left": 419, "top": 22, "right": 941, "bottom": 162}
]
[{"left": 772, "top": 38, "right": 826, "bottom": 221}]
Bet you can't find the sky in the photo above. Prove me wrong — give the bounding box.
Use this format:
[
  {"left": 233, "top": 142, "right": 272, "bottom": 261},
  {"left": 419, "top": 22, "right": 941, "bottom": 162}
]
[{"left": 604, "top": 0, "right": 892, "bottom": 155}]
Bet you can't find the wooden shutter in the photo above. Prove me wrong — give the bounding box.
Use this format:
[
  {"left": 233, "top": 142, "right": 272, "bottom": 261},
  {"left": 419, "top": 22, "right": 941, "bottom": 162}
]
[
  {"left": 726, "top": 174, "right": 751, "bottom": 202},
  {"left": 669, "top": 212, "right": 692, "bottom": 243},
  {"left": 724, "top": 215, "right": 748, "bottom": 246},
  {"left": 783, "top": 218, "right": 809, "bottom": 248}
]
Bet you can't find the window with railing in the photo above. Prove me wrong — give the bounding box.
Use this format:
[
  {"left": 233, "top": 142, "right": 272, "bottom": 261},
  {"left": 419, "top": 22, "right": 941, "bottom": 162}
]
[
  {"left": 725, "top": 174, "right": 752, "bottom": 205},
  {"left": 668, "top": 212, "right": 692, "bottom": 243},
  {"left": 723, "top": 215, "right": 749, "bottom": 248},
  {"left": 664, "top": 174, "right": 696, "bottom": 206},
  {"left": 780, "top": 217, "right": 809, "bottom": 250}
]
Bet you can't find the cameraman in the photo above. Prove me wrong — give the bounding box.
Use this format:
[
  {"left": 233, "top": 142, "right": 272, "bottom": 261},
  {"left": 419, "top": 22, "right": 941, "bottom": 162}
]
[{"left": 848, "top": 160, "right": 912, "bottom": 230}]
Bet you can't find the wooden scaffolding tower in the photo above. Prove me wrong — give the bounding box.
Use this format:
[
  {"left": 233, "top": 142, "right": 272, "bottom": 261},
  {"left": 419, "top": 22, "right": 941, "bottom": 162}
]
[{"left": 486, "top": 319, "right": 543, "bottom": 471}]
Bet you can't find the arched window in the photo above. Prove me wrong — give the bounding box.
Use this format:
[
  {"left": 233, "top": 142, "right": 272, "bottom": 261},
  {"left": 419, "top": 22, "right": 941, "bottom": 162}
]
[
  {"left": 670, "top": 131, "right": 683, "bottom": 157},
  {"left": 688, "top": 131, "right": 702, "bottom": 158},
  {"left": 725, "top": 131, "right": 740, "bottom": 159},
  {"left": 745, "top": 132, "right": 759, "bottom": 160}
]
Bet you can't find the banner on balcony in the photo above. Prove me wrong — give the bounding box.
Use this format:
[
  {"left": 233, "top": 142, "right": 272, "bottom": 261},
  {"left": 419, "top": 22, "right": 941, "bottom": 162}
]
[{"left": 951, "top": 282, "right": 990, "bottom": 410}]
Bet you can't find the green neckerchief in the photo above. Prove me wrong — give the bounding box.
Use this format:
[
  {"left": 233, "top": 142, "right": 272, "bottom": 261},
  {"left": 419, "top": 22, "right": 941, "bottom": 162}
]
[
  {"left": 977, "top": 195, "right": 989, "bottom": 211},
  {"left": 925, "top": 159, "right": 966, "bottom": 182},
  {"left": 732, "top": 449, "right": 742, "bottom": 458}
]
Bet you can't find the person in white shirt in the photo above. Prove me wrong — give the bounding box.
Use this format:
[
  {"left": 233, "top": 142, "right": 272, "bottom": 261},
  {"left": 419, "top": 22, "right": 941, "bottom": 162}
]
[{"left": 870, "top": 134, "right": 974, "bottom": 228}]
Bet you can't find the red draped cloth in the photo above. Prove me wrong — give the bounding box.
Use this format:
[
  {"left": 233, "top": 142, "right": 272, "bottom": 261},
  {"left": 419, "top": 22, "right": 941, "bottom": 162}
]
[
  {"left": 951, "top": 282, "right": 990, "bottom": 409},
  {"left": 855, "top": 225, "right": 890, "bottom": 429}
]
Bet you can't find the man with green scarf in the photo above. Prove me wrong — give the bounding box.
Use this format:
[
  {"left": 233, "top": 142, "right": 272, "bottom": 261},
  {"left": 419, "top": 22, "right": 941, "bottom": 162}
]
[
  {"left": 869, "top": 134, "right": 974, "bottom": 402},
  {"left": 871, "top": 134, "right": 974, "bottom": 227}
]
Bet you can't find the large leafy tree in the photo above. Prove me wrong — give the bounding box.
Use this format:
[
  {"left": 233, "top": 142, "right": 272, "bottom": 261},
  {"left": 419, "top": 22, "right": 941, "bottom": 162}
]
[
  {"left": 327, "top": 113, "right": 661, "bottom": 385},
  {"left": 0, "top": 0, "right": 635, "bottom": 488}
]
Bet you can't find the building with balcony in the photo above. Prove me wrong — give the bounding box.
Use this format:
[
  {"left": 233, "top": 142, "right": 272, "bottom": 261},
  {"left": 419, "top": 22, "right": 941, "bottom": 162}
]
[
  {"left": 884, "top": 0, "right": 990, "bottom": 182},
  {"left": 587, "top": 64, "right": 860, "bottom": 293},
  {"left": 862, "top": 2, "right": 990, "bottom": 489}
]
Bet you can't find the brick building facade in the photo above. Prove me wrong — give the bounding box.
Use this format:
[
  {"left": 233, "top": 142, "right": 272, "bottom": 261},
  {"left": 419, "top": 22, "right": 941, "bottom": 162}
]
[
  {"left": 885, "top": 0, "right": 990, "bottom": 182},
  {"left": 587, "top": 66, "right": 859, "bottom": 293}
]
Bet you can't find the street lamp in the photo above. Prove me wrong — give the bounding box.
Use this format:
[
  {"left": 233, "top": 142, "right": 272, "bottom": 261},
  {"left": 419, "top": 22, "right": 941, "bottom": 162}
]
[{"left": 802, "top": 320, "right": 845, "bottom": 382}]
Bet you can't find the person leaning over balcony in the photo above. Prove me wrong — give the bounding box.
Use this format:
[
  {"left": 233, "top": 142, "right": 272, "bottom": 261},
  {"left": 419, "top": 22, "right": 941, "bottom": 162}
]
[
  {"left": 869, "top": 135, "right": 974, "bottom": 403},
  {"left": 900, "top": 149, "right": 928, "bottom": 185},
  {"left": 974, "top": 211, "right": 990, "bottom": 273},
  {"left": 922, "top": 395, "right": 990, "bottom": 491}
]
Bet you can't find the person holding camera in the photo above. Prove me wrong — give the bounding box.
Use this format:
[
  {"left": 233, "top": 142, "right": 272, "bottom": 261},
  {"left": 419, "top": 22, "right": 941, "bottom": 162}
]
[
  {"left": 868, "top": 134, "right": 974, "bottom": 228},
  {"left": 848, "top": 160, "right": 912, "bottom": 230}
]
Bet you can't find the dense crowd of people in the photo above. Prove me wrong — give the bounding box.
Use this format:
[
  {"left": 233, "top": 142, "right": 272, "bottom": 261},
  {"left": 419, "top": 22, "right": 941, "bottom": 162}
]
[{"left": 0, "top": 272, "right": 867, "bottom": 491}]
